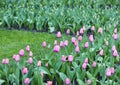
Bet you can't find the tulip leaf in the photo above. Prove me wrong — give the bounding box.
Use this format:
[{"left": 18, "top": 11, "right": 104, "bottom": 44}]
[
  {"left": 39, "top": 66, "right": 51, "bottom": 76},
  {"left": 59, "top": 72, "right": 67, "bottom": 81},
  {"left": 0, "top": 79, "right": 5, "bottom": 85}
]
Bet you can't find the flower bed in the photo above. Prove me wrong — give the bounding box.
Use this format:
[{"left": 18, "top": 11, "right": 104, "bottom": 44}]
[{"left": 0, "top": 27, "right": 119, "bottom": 85}]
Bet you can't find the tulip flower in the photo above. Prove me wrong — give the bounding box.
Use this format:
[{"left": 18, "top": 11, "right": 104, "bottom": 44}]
[
  {"left": 112, "top": 45, "right": 116, "bottom": 52},
  {"left": 22, "top": 67, "right": 28, "bottom": 74},
  {"left": 61, "top": 55, "right": 66, "bottom": 62},
  {"left": 98, "top": 27, "right": 102, "bottom": 34},
  {"left": 26, "top": 45, "right": 30, "bottom": 52},
  {"left": 84, "top": 58, "right": 88, "bottom": 64},
  {"left": 106, "top": 68, "right": 112, "bottom": 77},
  {"left": 89, "top": 35, "right": 94, "bottom": 42},
  {"left": 91, "top": 26, "right": 95, "bottom": 31},
  {"left": 71, "top": 37, "right": 76, "bottom": 43},
  {"left": 68, "top": 55, "right": 73, "bottom": 62},
  {"left": 79, "top": 28, "right": 84, "bottom": 34},
  {"left": 64, "top": 40, "right": 68, "bottom": 46},
  {"left": 14, "top": 54, "right": 20, "bottom": 62},
  {"left": 53, "top": 45, "right": 60, "bottom": 52},
  {"left": 66, "top": 29, "right": 70, "bottom": 34},
  {"left": 28, "top": 57, "right": 33, "bottom": 64},
  {"left": 82, "top": 63, "right": 87, "bottom": 69},
  {"left": 87, "top": 79, "right": 91, "bottom": 85},
  {"left": 42, "top": 41, "right": 47, "bottom": 47},
  {"left": 29, "top": 51, "right": 33, "bottom": 57},
  {"left": 19, "top": 49, "right": 24, "bottom": 56},
  {"left": 113, "top": 33, "right": 118, "bottom": 40},
  {"left": 78, "top": 36, "right": 82, "bottom": 41},
  {"left": 47, "top": 81, "right": 52, "bottom": 85},
  {"left": 37, "top": 60, "right": 42, "bottom": 67},
  {"left": 105, "top": 41, "right": 108, "bottom": 46},
  {"left": 60, "top": 41, "right": 64, "bottom": 47},
  {"left": 110, "top": 67, "right": 115, "bottom": 74},
  {"left": 112, "top": 50, "right": 118, "bottom": 57},
  {"left": 92, "top": 61, "right": 96, "bottom": 68},
  {"left": 84, "top": 42, "right": 89, "bottom": 48},
  {"left": 24, "top": 78, "right": 30, "bottom": 85},
  {"left": 114, "top": 28, "right": 117, "bottom": 33},
  {"left": 65, "top": 78, "right": 71, "bottom": 85},
  {"left": 56, "top": 31, "right": 61, "bottom": 38},
  {"left": 75, "top": 46, "right": 80, "bottom": 53},
  {"left": 99, "top": 49, "right": 104, "bottom": 56}
]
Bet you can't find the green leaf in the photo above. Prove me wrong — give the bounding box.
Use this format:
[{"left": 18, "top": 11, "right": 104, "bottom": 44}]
[
  {"left": 0, "top": 79, "right": 5, "bottom": 85},
  {"left": 39, "top": 66, "right": 51, "bottom": 76},
  {"left": 59, "top": 72, "right": 67, "bottom": 81},
  {"left": 49, "top": 27, "right": 55, "bottom": 33},
  {"left": 54, "top": 61, "right": 62, "bottom": 71},
  {"left": 77, "top": 79, "right": 86, "bottom": 85}
]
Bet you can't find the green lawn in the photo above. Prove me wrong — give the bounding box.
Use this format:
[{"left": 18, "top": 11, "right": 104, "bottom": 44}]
[{"left": 0, "top": 29, "right": 56, "bottom": 59}]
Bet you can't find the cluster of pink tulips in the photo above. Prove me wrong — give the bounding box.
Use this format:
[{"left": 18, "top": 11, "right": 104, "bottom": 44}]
[{"left": 0, "top": 26, "right": 119, "bottom": 85}]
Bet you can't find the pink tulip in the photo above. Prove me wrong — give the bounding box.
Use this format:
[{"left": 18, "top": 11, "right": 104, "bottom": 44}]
[
  {"left": 19, "top": 49, "right": 24, "bottom": 56},
  {"left": 24, "top": 78, "right": 30, "bottom": 85},
  {"left": 2, "top": 59, "right": 6, "bottom": 64},
  {"left": 112, "top": 45, "right": 116, "bottom": 52},
  {"left": 26, "top": 45, "right": 30, "bottom": 52},
  {"left": 5, "top": 58, "right": 9, "bottom": 64},
  {"left": 65, "top": 78, "right": 71, "bottom": 85},
  {"left": 42, "top": 41, "right": 47, "bottom": 47},
  {"left": 78, "top": 36, "right": 82, "bottom": 41},
  {"left": 75, "top": 46, "right": 80, "bottom": 53},
  {"left": 84, "top": 58, "right": 89, "bottom": 64},
  {"left": 29, "top": 51, "right": 33, "bottom": 57},
  {"left": 74, "top": 41, "right": 78, "bottom": 46},
  {"left": 91, "top": 26, "right": 95, "bottom": 31},
  {"left": 68, "top": 55, "right": 73, "bottom": 62},
  {"left": 14, "top": 55, "right": 20, "bottom": 62},
  {"left": 114, "top": 28, "right": 117, "bottom": 33},
  {"left": 47, "top": 81, "right": 52, "bottom": 85},
  {"left": 110, "top": 67, "right": 115, "bottom": 74},
  {"left": 37, "top": 60, "right": 42, "bottom": 67},
  {"left": 105, "top": 41, "right": 109, "bottom": 46},
  {"left": 89, "top": 35, "right": 94, "bottom": 42},
  {"left": 54, "top": 40, "right": 57, "bottom": 46},
  {"left": 28, "top": 57, "right": 33, "bottom": 64},
  {"left": 84, "top": 42, "right": 89, "bottom": 48},
  {"left": 66, "top": 29, "right": 70, "bottom": 34},
  {"left": 61, "top": 55, "right": 66, "bottom": 62},
  {"left": 64, "top": 40, "right": 68, "bottom": 46},
  {"left": 112, "top": 50, "right": 118, "bottom": 57},
  {"left": 82, "top": 63, "right": 87, "bottom": 69},
  {"left": 92, "top": 61, "right": 96, "bottom": 68},
  {"left": 79, "top": 28, "right": 84, "bottom": 34},
  {"left": 22, "top": 67, "right": 28, "bottom": 74},
  {"left": 56, "top": 31, "right": 61, "bottom": 38},
  {"left": 71, "top": 37, "right": 76, "bottom": 43},
  {"left": 99, "top": 49, "right": 104, "bottom": 56},
  {"left": 106, "top": 68, "right": 112, "bottom": 77},
  {"left": 87, "top": 79, "right": 91, "bottom": 85},
  {"left": 113, "top": 33, "right": 118, "bottom": 40},
  {"left": 60, "top": 41, "right": 64, "bottom": 47},
  {"left": 98, "top": 28, "right": 102, "bottom": 34},
  {"left": 53, "top": 45, "right": 60, "bottom": 52}
]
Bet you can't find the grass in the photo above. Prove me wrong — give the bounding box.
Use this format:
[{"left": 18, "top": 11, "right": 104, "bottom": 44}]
[{"left": 0, "top": 29, "right": 56, "bottom": 59}]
